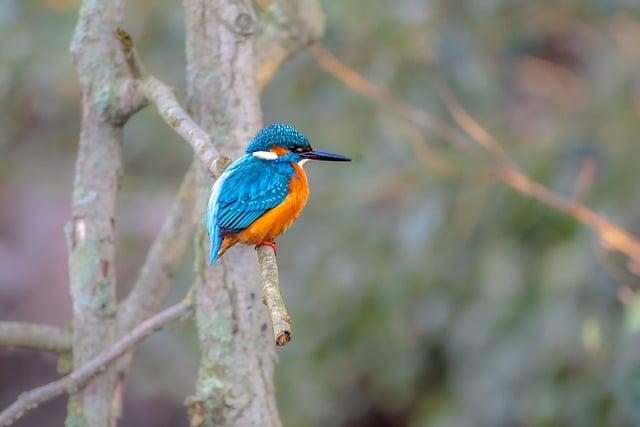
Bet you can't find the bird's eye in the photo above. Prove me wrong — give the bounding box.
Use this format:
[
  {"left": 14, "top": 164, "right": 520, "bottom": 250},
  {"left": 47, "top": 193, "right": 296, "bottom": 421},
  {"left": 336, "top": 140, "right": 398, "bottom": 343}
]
[{"left": 292, "top": 147, "right": 304, "bottom": 153}]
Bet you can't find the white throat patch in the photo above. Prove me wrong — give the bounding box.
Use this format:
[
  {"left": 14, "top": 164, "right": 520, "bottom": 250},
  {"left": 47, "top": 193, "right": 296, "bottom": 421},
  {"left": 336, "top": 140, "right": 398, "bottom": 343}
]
[
  {"left": 298, "top": 159, "right": 309, "bottom": 168},
  {"left": 252, "top": 151, "right": 278, "bottom": 160}
]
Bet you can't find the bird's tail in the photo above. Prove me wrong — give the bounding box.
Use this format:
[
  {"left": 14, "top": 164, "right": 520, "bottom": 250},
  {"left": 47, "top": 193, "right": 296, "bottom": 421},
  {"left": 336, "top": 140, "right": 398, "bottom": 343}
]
[
  {"left": 205, "top": 203, "right": 222, "bottom": 264},
  {"left": 207, "top": 232, "right": 237, "bottom": 264},
  {"left": 208, "top": 230, "right": 222, "bottom": 264},
  {"left": 217, "top": 236, "right": 238, "bottom": 260}
]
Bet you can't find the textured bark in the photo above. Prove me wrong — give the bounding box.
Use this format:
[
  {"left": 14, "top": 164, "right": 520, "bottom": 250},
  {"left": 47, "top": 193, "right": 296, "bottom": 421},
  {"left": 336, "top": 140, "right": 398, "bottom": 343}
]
[
  {"left": 182, "top": 1, "right": 281, "bottom": 426},
  {"left": 66, "top": 111, "right": 120, "bottom": 427},
  {"left": 256, "top": 246, "right": 292, "bottom": 346},
  {"left": 67, "top": 0, "right": 142, "bottom": 425},
  {"left": 0, "top": 322, "right": 71, "bottom": 353},
  {"left": 110, "top": 166, "right": 197, "bottom": 421},
  {"left": 255, "top": 0, "right": 325, "bottom": 90},
  {"left": 0, "top": 298, "right": 193, "bottom": 427},
  {"left": 0, "top": 1, "right": 325, "bottom": 425},
  {"left": 118, "top": 165, "right": 198, "bottom": 332}
]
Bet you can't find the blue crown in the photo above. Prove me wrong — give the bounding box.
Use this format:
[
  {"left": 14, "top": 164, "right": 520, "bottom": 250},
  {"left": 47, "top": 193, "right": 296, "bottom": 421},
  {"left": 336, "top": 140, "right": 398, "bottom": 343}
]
[{"left": 246, "top": 123, "right": 310, "bottom": 153}]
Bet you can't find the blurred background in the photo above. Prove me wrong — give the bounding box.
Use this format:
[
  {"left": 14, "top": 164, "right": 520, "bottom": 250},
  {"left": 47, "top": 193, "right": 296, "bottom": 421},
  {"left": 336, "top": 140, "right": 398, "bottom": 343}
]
[{"left": 2, "top": 0, "right": 640, "bottom": 426}]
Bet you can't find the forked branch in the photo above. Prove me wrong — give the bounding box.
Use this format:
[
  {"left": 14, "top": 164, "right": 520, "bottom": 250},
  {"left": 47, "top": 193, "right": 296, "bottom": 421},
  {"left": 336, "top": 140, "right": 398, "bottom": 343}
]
[
  {"left": 114, "top": 29, "right": 293, "bottom": 345},
  {"left": 0, "top": 297, "right": 194, "bottom": 427},
  {"left": 115, "top": 28, "right": 225, "bottom": 175}
]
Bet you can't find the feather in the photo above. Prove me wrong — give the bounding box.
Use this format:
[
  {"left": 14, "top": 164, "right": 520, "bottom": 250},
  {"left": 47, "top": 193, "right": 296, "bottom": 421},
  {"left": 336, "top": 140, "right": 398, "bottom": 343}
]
[{"left": 205, "top": 155, "right": 294, "bottom": 263}]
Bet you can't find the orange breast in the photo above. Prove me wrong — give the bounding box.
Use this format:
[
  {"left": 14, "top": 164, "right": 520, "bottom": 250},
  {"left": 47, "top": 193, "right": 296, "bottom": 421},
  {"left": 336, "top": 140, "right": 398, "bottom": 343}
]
[{"left": 236, "top": 164, "right": 309, "bottom": 245}]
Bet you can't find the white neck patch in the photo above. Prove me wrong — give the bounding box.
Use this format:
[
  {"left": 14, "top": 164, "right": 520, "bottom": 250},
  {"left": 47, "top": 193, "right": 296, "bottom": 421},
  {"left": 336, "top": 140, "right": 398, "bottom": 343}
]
[{"left": 252, "top": 151, "right": 278, "bottom": 160}]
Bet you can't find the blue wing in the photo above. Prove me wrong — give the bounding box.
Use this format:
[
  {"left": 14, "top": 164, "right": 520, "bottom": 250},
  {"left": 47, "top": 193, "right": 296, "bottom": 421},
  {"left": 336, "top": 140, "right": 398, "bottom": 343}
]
[{"left": 205, "top": 155, "right": 293, "bottom": 264}]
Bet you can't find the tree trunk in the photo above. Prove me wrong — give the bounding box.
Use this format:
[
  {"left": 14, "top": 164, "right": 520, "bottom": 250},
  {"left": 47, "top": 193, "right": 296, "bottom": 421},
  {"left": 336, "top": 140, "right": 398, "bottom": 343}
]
[
  {"left": 183, "top": 1, "right": 281, "bottom": 426},
  {"left": 67, "top": 1, "right": 143, "bottom": 425}
]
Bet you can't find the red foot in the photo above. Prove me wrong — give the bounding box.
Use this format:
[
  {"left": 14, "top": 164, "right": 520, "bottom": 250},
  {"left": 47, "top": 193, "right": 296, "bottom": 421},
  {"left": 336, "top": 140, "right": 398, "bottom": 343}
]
[{"left": 255, "top": 241, "right": 277, "bottom": 255}]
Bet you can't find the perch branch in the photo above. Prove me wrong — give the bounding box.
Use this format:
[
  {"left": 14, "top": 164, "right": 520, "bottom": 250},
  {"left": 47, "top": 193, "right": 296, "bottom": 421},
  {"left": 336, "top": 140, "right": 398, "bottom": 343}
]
[
  {"left": 256, "top": 246, "right": 292, "bottom": 346},
  {"left": 183, "top": 0, "right": 285, "bottom": 423},
  {"left": 115, "top": 27, "right": 303, "bottom": 349},
  {"left": 311, "top": 43, "right": 640, "bottom": 268},
  {"left": 0, "top": 296, "right": 194, "bottom": 427},
  {"left": 0, "top": 322, "right": 71, "bottom": 353}
]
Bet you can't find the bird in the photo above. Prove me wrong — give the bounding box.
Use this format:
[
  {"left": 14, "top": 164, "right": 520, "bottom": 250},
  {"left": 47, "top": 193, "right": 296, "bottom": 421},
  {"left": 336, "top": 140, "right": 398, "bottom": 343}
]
[{"left": 205, "top": 123, "right": 351, "bottom": 264}]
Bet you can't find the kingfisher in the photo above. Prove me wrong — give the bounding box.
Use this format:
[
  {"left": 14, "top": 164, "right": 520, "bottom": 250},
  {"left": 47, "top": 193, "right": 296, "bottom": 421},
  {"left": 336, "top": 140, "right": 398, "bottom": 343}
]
[{"left": 205, "top": 123, "right": 350, "bottom": 263}]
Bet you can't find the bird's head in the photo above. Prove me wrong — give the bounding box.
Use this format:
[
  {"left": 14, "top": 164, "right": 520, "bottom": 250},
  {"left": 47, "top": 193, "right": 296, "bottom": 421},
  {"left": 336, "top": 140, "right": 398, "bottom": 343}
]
[{"left": 246, "top": 123, "right": 351, "bottom": 164}]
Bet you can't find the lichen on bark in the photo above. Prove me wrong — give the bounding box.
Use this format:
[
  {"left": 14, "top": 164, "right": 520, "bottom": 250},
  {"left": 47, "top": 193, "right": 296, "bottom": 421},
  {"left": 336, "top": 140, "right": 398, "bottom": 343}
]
[
  {"left": 67, "top": 0, "right": 138, "bottom": 425},
  {"left": 183, "top": 0, "right": 281, "bottom": 425}
]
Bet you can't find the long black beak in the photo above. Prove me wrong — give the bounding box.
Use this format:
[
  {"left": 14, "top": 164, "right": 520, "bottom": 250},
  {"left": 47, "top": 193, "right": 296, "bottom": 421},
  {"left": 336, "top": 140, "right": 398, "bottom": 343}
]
[{"left": 299, "top": 149, "right": 351, "bottom": 162}]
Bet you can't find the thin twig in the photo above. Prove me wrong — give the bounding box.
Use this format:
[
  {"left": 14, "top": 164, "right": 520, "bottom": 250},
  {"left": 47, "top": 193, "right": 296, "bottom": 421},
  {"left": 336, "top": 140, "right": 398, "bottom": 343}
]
[
  {"left": 309, "top": 44, "right": 470, "bottom": 152},
  {"left": 438, "top": 84, "right": 514, "bottom": 166},
  {"left": 498, "top": 167, "right": 640, "bottom": 266},
  {"left": 0, "top": 297, "right": 194, "bottom": 427},
  {"left": 572, "top": 156, "right": 597, "bottom": 203},
  {"left": 395, "top": 121, "right": 455, "bottom": 175},
  {"left": 256, "top": 246, "right": 292, "bottom": 346},
  {"left": 311, "top": 43, "right": 640, "bottom": 268},
  {"left": 255, "top": 0, "right": 325, "bottom": 90},
  {"left": 439, "top": 84, "right": 640, "bottom": 266},
  {"left": 114, "top": 28, "right": 147, "bottom": 79},
  {"left": 0, "top": 322, "right": 71, "bottom": 354}
]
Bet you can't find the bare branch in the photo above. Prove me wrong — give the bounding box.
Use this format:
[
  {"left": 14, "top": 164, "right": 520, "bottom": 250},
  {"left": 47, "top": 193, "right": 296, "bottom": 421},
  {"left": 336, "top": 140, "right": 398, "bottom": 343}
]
[
  {"left": 183, "top": 0, "right": 282, "bottom": 424},
  {"left": 114, "top": 28, "right": 147, "bottom": 79},
  {"left": 255, "top": 0, "right": 325, "bottom": 90},
  {"left": 439, "top": 85, "right": 640, "bottom": 267},
  {"left": 438, "top": 84, "right": 514, "bottom": 166},
  {"left": 395, "top": 121, "right": 455, "bottom": 175},
  {"left": 572, "top": 157, "right": 597, "bottom": 203},
  {"left": 108, "top": 20, "right": 311, "bottom": 420},
  {"left": 105, "top": 11, "right": 324, "bottom": 420},
  {"left": 256, "top": 246, "right": 291, "bottom": 346},
  {"left": 0, "top": 322, "right": 71, "bottom": 354},
  {"left": 311, "top": 43, "right": 640, "bottom": 269},
  {"left": 309, "top": 44, "right": 470, "bottom": 152},
  {"left": 141, "top": 77, "right": 225, "bottom": 175},
  {"left": 67, "top": 0, "right": 136, "bottom": 424},
  {"left": 0, "top": 297, "right": 194, "bottom": 427},
  {"left": 111, "top": 16, "right": 319, "bottom": 332},
  {"left": 108, "top": 165, "right": 198, "bottom": 422},
  {"left": 114, "top": 29, "right": 224, "bottom": 176},
  {"left": 118, "top": 165, "right": 198, "bottom": 331},
  {"left": 498, "top": 167, "right": 640, "bottom": 266},
  {"left": 115, "top": 21, "right": 329, "bottom": 177}
]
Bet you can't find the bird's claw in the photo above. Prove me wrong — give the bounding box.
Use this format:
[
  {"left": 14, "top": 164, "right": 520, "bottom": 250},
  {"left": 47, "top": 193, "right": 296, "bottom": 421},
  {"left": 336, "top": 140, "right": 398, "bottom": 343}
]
[{"left": 255, "top": 241, "right": 277, "bottom": 255}]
